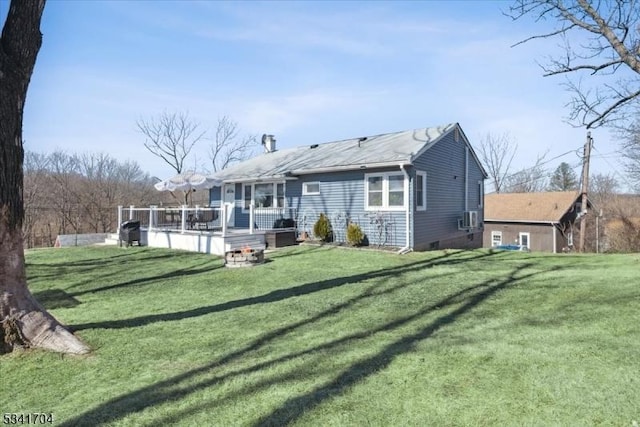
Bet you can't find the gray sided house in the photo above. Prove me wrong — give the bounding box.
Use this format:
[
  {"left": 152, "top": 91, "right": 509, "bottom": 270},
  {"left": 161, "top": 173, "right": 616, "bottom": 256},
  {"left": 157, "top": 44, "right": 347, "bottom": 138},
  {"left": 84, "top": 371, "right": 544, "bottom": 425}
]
[{"left": 209, "top": 123, "right": 487, "bottom": 251}]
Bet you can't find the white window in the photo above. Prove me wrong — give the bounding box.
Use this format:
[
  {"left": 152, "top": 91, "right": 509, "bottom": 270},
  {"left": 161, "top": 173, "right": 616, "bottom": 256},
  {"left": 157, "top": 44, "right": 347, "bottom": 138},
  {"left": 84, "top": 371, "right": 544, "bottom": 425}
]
[
  {"left": 243, "top": 182, "right": 285, "bottom": 211},
  {"left": 478, "top": 180, "right": 484, "bottom": 208},
  {"left": 303, "top": 181, "right": 320, "bottom": 195},
  {"left": 388, "top": 175, "right": 405, "bottom": 207},
  {"left": 367, "top": 175, "right": 383, "bottom": 207},
  {"left": 519, "top": 232, "right": 530, "bottom": 249},
  {"left": 416, "top": 172, "right": 427, "bottom": 211},
  {"left": 491, "top": 231, "right": 502, "bottom": 247},
  {"left": 365, "top": 173, "right": 406, "bottom": 210},
  {"left": 277, "top": 183, "right": 285, "bottom": 207},
  {"left": 243, "top": 184, "right": 252, "bottom": 210}
]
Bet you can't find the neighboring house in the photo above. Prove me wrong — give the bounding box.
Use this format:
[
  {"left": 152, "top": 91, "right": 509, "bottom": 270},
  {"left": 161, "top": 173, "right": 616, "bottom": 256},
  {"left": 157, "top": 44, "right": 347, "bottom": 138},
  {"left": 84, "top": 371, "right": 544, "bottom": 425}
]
[
  {"left": 208, "top": 123, "right": 487, "bottom": 251},
  {"left": 483, "top": 191, "right": 594, "bottom": 253}
]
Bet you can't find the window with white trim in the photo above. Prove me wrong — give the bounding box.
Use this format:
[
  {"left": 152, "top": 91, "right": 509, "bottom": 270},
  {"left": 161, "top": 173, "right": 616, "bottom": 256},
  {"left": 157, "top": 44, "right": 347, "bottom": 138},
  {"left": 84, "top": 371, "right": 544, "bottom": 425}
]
[
  {"left": 478, "top": 180, "right": 484, "bottom": 208},
  {"left": 365, "top": 173, "right": 406, "bottom": 210},
  {"left": 243, "top": 185, "right": 252, "bottom": 210},
  {"left": 491, "top": 231, "right": 502, "bottom": 247},
  {"left": 367, "top": 175, "right": 383, "bottom": 207},
  {"left": 242, "top": 182, "right": 285, "bottom": 210},
  {"left": 303, "top": 181, "right": 320, "bottom": 195},
  {"left": 416, "top": 172, "right": 427, "bottom": 211}
]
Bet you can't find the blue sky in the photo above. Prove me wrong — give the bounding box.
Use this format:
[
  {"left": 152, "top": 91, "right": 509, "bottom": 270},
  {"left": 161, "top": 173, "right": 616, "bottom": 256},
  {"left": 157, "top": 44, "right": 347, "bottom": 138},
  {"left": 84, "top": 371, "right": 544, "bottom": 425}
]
[{"left": 2, "top": 0, "right": 629, "bottom": 191}]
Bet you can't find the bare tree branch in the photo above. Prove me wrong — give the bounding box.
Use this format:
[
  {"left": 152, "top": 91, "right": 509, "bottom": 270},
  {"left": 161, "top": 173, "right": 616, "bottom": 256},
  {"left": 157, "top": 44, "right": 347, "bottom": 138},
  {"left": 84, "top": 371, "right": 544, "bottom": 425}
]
[
  {"left": 209, "top": 116, "right": 257, "bottom": 172},
  {"left": 476, "top": 132, "right": 518, "bottom": 193},
  {"left": 510, "top": 25, "right": 575, "bottom": 48},
  {"left": 502, "top": 150, "right": 550, "bottom": 193},
  {"left": 508, "top": 0, "right": 640, "bottom": 128},
  {"left": 542, "top": 58, "right": 624, "bottom": 76},
  {"left": 618, "top": 119, "right": 640, "bottom": 190},
  {"left": 137, "top": 111, "right": 205, "bottom": 174}
]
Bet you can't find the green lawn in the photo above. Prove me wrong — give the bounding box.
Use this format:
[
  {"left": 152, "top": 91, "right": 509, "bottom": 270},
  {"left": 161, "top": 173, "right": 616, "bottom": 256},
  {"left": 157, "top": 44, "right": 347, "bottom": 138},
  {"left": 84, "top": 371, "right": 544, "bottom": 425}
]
[{"left": 2, "top": 245, "right": 639, "bottom": 426}]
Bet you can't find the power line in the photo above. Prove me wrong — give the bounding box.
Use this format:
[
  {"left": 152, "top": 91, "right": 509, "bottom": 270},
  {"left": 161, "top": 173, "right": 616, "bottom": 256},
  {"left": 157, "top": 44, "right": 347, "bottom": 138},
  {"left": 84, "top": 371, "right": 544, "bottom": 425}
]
[
  {"left": 495, "top": 147, "right": 584, "bottom": 192},
  {"left": 590, "top": 151, "right": 627, "bottom": 162},
  {"left": 592, "top": 145, "right": 636, "bottom": 191}
]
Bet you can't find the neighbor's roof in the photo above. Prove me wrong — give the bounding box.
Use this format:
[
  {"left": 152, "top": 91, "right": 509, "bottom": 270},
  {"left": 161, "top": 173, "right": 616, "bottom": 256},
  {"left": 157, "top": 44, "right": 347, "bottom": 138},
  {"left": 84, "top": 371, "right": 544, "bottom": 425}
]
[
  {"left": 211, "top": 123, "right": 480, "bottom": 182},
  {"left": 484, "top": 191, "right": 582, "bottom": 223}
]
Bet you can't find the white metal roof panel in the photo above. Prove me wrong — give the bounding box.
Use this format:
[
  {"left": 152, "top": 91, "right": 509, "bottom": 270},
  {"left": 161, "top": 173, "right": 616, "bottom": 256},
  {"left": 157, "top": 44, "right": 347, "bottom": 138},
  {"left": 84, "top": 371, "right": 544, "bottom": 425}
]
[{"left": 211, "top": 123, "right": 457, "bottom": 182}]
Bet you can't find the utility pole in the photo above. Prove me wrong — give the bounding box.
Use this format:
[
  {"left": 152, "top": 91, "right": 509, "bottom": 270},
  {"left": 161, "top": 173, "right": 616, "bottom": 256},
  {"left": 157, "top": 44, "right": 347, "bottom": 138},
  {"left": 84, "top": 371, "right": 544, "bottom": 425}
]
[{"left": 579, "top": 132, "right": 593, "bottom": 252}]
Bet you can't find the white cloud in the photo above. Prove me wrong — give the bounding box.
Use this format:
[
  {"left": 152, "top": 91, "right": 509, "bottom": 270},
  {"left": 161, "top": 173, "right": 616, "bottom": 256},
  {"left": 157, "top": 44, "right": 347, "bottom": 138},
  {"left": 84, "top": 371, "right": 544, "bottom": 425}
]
[{"left": 239, "top": 89, "right": 372, "bottom": 135}]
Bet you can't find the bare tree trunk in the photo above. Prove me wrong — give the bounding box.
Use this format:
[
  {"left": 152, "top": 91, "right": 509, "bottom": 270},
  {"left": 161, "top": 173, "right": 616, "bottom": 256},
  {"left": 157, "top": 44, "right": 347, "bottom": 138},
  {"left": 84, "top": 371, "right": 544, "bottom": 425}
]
[
  {"left": 1, "top": 215, "right": 88, "bottom": 354},
  {"left": 1, "top": 0, "right": 89, "bottom": 354}
]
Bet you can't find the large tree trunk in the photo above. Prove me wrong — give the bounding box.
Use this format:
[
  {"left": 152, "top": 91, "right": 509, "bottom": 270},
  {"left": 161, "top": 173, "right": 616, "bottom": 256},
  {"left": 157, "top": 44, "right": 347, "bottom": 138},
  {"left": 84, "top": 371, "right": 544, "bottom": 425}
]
[{"left": 1, "top": 0, "right": 89, "bottom": 354}]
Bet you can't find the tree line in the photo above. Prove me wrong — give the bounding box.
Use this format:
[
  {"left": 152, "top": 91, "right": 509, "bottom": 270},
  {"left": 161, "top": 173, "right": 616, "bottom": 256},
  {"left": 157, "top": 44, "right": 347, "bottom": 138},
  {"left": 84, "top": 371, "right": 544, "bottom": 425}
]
[
  {"left": 22, "top": 150, "right": 169, "bottom": 248},
  {"left": 20, "top": 110, "right": 258, "bottom": 249}
]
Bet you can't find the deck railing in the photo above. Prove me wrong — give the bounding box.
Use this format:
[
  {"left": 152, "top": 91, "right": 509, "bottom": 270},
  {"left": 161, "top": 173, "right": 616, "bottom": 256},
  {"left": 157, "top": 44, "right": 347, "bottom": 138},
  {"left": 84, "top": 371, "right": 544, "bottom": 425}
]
[
  {"left": 253, "top": 207, "right": 297, "bottom": 231},
  {"left": 118, "top": 204, "right": 297, "bottom": 236},
  {"left": 118, "top": 205, "right": 400, "bottom": 246}
]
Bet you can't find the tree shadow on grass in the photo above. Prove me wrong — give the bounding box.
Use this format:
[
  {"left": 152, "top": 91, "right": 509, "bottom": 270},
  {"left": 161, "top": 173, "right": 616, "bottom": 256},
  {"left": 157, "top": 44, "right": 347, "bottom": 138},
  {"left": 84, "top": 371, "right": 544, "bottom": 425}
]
[
  {"left": 69, "top": 250, "right": 504, "bottom": 331},
  {"left": 158, "top": 264, "right": 565, "bottom": 426},
  {"left": 58, "top": 251, "right": 542, "bottom": 426},
  {"left": 69, "top": 260, "right": 224, "bottom": 297},
  {"left": 252, "top": 264, "right": 560, "bottom": 426},
  {"left": 31, "top": 289, "right": 81, "bottom": 309},
  {"left": 265, "top": 244, "right": 326, "bottom": 260},
  {"left": 27, "top": 250, "right": 208, "bottom": 287}
]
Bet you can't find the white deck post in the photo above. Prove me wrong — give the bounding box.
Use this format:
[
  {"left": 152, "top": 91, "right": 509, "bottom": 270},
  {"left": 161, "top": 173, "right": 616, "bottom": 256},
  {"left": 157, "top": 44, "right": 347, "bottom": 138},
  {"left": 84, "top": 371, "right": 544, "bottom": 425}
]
[
  {"left": 249, "top": 203, "right": 255, "bottom": 235},
  {"left": 117, "top": 205, "right": 123, "bottom": 232},
  {"left": 149, "top": 205, "right": 157, "bottom": 230},
  {"left": 222, "top": 204, "right": 228, "bottom": 237},
  {"left": 129, "top": 205, "right": 135, "bottom": 220},
  {"left": 181, "top": 205, "right": 187, "bottom": 234}
]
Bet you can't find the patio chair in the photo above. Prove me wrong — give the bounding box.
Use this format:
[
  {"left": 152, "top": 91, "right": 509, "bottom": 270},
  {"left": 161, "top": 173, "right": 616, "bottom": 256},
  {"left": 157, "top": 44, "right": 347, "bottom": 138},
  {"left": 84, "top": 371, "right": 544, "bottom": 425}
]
[{"left": 190, "top": 210, "right": 220, "bottom": 230}]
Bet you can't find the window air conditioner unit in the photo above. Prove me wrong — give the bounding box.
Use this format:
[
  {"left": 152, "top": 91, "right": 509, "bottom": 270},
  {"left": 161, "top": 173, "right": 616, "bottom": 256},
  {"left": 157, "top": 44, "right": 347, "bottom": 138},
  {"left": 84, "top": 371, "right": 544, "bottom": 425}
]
[{"left": 460, "top": 210, "right": 478, "bottom": 229}]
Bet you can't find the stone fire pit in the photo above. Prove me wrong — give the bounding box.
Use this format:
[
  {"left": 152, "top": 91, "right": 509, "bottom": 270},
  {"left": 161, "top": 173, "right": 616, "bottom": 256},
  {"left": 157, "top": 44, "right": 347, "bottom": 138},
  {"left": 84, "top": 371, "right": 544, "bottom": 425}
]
[{"left": 225, "top": 248, "right": 265, "bottom": 267}]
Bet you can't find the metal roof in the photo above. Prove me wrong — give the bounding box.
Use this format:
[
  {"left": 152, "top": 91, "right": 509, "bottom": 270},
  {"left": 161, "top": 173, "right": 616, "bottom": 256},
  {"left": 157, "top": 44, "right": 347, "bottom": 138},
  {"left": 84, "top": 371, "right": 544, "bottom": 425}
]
[{"left": 211, "top": 123, "right": 459, "bottom": 182}]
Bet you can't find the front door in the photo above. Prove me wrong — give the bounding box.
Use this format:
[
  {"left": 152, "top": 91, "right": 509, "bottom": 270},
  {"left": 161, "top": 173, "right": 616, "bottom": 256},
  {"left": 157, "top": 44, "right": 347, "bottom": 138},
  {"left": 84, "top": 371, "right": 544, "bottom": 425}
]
[
  {"left": 519, "top": 232, "right": 530, "bottom": 250},
  {"left": 223, "top": 184, "right": 235, "bottom": 228}
]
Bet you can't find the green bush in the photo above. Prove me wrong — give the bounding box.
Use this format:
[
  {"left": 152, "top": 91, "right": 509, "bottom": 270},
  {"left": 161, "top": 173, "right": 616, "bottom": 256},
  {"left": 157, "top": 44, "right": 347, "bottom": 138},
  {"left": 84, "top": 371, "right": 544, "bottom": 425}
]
[
  {"left": 346, "top": 222, "right": 365, "bottom": 246},
  {"left": 313, "top": 213, "right": 332, "bottom": 242}
]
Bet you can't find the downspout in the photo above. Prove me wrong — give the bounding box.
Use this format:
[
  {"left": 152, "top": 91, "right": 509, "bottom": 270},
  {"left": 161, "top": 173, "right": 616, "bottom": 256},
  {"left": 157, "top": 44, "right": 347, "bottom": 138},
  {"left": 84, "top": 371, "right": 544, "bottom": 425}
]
[
  {"left": 398, "top": 163, "right": 412, "bottom": 254},
  {"left": 464, "top": 147, "right": 469, "bottom": 212},
  {"left": 552, "top": 222, "right": 557, "bottom": 254}
]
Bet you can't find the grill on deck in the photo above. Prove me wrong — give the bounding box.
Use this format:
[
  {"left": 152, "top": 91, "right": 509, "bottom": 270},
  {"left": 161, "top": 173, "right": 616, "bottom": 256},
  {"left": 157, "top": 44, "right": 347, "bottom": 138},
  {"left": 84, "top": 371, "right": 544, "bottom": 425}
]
[{"left": 119, "top": 220, "right": 141, "bottom": 247}]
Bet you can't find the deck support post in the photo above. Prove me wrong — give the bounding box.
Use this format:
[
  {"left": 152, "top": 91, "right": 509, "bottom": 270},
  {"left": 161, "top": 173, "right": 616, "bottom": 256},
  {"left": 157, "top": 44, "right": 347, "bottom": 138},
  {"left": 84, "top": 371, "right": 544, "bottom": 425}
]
[
  {"left": 117, "top": 205, "right": 123, "bottom": 233},
  {"left": 222, "top": 204, "right": 228, "bottom": 237},
  {"left": 250, "top": 203, "right": 255, "bottom": 235},
  {"left": 149, "top": 205, "right": 157, "bottom": 230},
  {"left": 181, "top": 205, "right": 187, "bottom": 234}
]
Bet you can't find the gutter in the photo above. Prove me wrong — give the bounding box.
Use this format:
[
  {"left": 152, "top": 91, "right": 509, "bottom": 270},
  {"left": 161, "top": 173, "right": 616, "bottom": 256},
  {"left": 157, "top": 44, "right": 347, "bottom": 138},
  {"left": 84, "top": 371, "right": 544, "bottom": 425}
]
[
  {"left": 216, "top": 159, "right": 414, "bottom": 184},
  {"left": 290, "top": 160, "right": 409, "bottom": 176},
  {"left": 398, "top": 163, "right": 412, "bottom": 254},
  {"left": 217, "top": 176, "right": 298, "bottom": 185},
  {"left": 465, "top": 146, "right": 469, "bottom": 212},
  {"left": 484, "top": 219, "right": 560, "bottom": 224}
]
